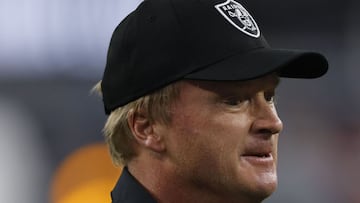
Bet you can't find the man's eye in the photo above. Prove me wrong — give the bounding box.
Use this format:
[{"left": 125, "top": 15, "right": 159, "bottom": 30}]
[
  {"left": 223, "top": 98, "right": 246, "bottom": 106},
  {"left": 264, "top": 92, "right": 276, "bottom": 104}
]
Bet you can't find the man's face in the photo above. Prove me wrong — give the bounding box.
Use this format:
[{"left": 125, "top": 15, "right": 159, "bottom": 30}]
[{"left": 162, "top": 74, "right": 283, "bottom": 202}]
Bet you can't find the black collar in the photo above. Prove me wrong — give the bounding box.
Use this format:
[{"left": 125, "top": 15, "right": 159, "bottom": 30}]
[{"left": 111, "top": 167, "right": 157, "bottom": 203}]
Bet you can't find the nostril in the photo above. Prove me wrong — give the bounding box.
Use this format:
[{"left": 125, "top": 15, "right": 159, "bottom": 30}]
[
  {"left": 258, "top": 129, "right": 273, "bottom": 134},
  {"left": 256, "top": 129, "right": 274, "bottom": 139}
]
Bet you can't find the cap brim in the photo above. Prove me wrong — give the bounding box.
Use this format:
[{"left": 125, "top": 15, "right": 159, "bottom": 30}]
[{"left": 185, "top": 48, "right": 328, "bottom": 81}]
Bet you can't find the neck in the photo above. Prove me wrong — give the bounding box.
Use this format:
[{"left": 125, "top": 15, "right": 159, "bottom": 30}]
[{"left": 127, "top": 155, "right": 262, "bottom": 203}]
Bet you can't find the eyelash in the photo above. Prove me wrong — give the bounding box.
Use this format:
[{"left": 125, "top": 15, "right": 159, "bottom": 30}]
[
  {"left": 223, "top": 97, "right": 247, "bottom": 106},
  {"left": 223, "top": 92, "right": 276, "bottom": 106},
  {"left": 264, "top": 92, "right": 276, "bottom": 104}
]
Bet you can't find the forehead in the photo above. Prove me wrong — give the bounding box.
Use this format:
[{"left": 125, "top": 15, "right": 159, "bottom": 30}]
[{"left": 183, "top": 74, "right": 280, "bottom": 94}]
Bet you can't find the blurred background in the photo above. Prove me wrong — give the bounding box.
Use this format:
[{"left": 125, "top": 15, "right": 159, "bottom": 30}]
[{"left": 0, "top": 0, "right": 359, "bottom": 202}]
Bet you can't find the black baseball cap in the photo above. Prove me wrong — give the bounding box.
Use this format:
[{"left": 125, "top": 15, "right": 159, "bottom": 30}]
[{"left": 101, "top": 0, "right": 328, "bottom": 114}]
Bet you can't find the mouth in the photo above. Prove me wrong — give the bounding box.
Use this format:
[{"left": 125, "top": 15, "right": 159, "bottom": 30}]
[
  {"left": 241, "top": 150, "right": 274, "bottom": 166},
  {"left": 242, "top": 152, "right": 272, "bottom": 158}
]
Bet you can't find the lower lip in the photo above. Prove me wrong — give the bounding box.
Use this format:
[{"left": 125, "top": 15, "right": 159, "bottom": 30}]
[{"left": 241, "top": 154, "right": 274, "bottom": 166}]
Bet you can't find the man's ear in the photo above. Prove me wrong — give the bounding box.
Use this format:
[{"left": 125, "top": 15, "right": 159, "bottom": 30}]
[{"left": 127, "top": 109, "right": 165, "bottom": 153}]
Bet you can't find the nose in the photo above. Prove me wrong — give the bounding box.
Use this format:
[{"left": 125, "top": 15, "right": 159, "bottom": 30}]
[{"left": 250, "top": 96, "right": 283, "bottom": 138}]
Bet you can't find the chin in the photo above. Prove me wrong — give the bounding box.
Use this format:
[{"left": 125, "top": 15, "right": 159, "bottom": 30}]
[
  {"left": 243, "top": 186, "right": 276, "bottom": 203},
  {"left": 251, "top": 177, "right": 278, "bottom": 201},
  {"left": 261, "top": 182, "right": 277, "bottom": 198}
]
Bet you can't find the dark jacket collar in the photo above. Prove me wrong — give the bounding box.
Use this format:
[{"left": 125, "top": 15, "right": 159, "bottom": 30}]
[{"left": 111, "top": 167, "right": 157, "bottom": 203}]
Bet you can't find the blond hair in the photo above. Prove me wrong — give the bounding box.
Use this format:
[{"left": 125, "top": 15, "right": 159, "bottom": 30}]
[{"left": 93, "top": 81, "right": 180, "bottom": 165}]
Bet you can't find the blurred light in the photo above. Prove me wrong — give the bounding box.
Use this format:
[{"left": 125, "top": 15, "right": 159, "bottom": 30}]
[{"left": 51, "top": 142, "right": 121, "bottom": 203}]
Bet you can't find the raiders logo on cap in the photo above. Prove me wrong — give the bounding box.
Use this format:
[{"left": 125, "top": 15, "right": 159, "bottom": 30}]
[{"left": 215, "top": 0, "right": 260, "bottom": 38}]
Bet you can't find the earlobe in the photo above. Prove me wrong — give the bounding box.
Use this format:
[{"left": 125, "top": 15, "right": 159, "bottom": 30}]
[{"left": 127, "top": 110, "right": 166, "bottom": 153}]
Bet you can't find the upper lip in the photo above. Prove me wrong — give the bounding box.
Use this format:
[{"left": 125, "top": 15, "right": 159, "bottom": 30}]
[{"left": 242, "top": 145, "right": 273, "bottom": 157}]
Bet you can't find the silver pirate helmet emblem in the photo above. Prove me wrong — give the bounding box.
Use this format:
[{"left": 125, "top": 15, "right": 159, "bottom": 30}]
[{"left": 215, "top": 0, "right": 260, "bottom": 38}]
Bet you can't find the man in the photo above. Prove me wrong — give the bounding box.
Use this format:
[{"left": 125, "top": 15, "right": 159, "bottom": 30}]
[{"left": 96, "top": 0, "right": 328, "bottom": 202}]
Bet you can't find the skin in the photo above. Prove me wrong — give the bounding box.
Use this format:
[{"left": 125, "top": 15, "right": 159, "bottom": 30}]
[{"left": 128, "top": 74, "right": 283, "bottom": 203}]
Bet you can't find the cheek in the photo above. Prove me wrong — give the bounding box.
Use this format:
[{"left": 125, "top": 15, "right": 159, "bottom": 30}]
[
  {"left": 171, "top": 111, "right": 251, "bottom": 161},
  {"left": 210, "top": 113, "right": 251, "bottom": 144}
]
